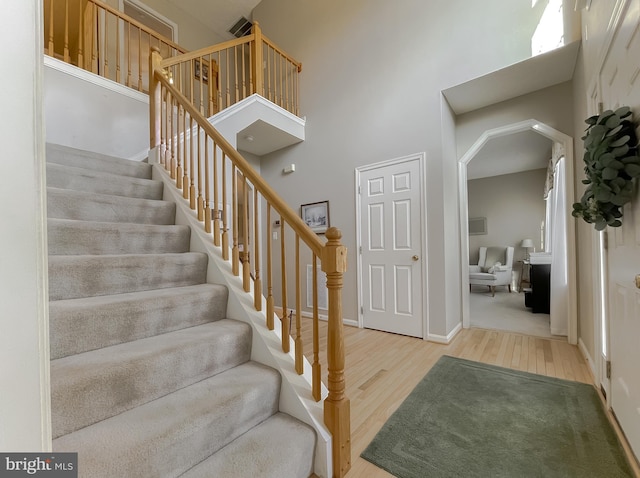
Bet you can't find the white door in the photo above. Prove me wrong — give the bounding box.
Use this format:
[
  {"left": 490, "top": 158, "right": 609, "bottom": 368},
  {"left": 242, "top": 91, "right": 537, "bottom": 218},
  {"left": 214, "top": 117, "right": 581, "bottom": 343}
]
[
  {"left": 599, "top": 0, "right": 640, "bottom": 458},
  {"left": 358, "top": 155, "right": 424, "bottom": 338}
]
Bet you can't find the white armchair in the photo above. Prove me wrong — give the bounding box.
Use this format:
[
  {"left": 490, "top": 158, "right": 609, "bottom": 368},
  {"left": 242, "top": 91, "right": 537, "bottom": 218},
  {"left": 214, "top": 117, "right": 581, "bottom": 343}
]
[{"left": 469, "top": 246, "right": 514, "bottom": 297}]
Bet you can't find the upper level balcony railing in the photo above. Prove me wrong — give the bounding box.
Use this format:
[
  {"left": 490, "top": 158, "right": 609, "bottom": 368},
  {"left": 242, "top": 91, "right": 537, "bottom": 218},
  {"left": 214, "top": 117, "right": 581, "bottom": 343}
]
[{"left": 44, "top": 0, "right": 302, "bottom": 117}]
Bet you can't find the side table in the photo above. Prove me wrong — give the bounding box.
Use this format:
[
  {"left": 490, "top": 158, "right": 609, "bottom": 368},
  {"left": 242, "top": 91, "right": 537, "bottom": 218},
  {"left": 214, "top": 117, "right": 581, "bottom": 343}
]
[{"left": 518, "top": 260, "right": 530, "bottom": 292}]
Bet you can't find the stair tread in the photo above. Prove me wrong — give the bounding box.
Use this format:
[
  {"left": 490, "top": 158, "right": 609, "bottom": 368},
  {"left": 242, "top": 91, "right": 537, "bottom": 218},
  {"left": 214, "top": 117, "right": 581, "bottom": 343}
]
[
  {"left": 48, "top": 252, "right": 208, "bottom": 301},
  {"left": 180, "top": 413, "right": 316, "bottom": 478},
  {"left": 47, "top": 218, "right": 190, "bottom": 255},
  {"left": 52, "top": 319, "right": 252, "bottom": 438},
  {"left": 46, "top": 143, "right": 151, "bottom": 179},
  {"left": 47, "top": 187, "right": 175, "bottom": 224},
  {"left": 53, "top": 362, "right": 281, "bottom": 478},
  {"left": 47, "top": 162, "right": 164, "bottom": 199},
  {"left": 47, "top": 187, "right": 172, "bottom": 208},
  {"left": 49, "top": 284, "right": 228, "bottom": 359}
]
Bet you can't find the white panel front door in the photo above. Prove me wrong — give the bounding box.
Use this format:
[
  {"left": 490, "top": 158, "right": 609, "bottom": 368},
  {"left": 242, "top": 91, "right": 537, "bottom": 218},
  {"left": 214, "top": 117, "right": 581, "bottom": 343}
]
[
  {"left": 359, "top": 156, "right": 424, "bottom": 338},
  {"left": 599, "top": 0, "right": 640, "bottom": 458}
]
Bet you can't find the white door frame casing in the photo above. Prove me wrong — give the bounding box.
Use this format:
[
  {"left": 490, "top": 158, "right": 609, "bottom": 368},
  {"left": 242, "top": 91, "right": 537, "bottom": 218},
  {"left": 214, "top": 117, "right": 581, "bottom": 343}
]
[
  {"left": 118, "top": 0, "right": 179, "bottom": 43},
  {"left": 355, "top": 152, "right": 429, "bottom": 338},
  {"left": 458, "top": 119, "right": 578, "bottom": 345}
]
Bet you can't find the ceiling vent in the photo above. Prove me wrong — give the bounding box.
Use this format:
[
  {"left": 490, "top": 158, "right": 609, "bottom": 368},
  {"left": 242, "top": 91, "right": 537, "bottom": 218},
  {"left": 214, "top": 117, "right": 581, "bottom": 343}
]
[{"left": 229, "top": 17, "right": 253, "bottom": 38}]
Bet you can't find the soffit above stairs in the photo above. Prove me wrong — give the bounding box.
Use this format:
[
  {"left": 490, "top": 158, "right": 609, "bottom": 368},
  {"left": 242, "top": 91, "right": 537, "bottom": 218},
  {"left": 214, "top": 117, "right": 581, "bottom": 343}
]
[
  {"left": 209, "top": 94, "right": 305, "bottom": 156},
  {"left": 443, "top": 40, "right": 581, "bottom": 115}
]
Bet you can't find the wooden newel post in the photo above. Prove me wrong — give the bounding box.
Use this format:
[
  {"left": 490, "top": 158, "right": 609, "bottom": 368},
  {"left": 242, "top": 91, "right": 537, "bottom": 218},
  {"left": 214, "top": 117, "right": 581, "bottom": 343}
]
[
  {"left": 322, "top": 227, "right": 351, "bottom": 478},
  {"left": 149, "top": 47, "right": 162, "bottom": 149},
  {"left": 251, "top": 22, "right": 264, "bottom": 97}
]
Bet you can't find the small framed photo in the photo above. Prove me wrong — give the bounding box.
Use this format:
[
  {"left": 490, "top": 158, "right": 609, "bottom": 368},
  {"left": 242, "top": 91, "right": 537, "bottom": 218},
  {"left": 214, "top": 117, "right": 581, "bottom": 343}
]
[
  {"left": 301, "top": 200, "right": 330, "bottom": 234},
  {"left": 194, "top": 59, "right": 209, "bottom": 83}
]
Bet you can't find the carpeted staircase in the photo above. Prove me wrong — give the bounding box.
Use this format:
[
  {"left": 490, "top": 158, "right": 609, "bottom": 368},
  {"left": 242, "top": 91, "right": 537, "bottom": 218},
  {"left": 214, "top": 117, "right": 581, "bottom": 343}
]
[{"left": 46, "top": 143, "right": 316, "bottom": 477}]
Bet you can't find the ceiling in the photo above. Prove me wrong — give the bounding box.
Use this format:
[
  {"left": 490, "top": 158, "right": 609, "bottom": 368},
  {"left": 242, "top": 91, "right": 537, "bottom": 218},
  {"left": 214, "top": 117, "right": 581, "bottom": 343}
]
[
  {"left": 165, "top": 0, "right": 260, "bottom": 41},
  {"left": 443, "top": 41, "right": 580, "bottom": 116},
  {"left": 467, "top": 131, "right": 552, "bottom": 180}
]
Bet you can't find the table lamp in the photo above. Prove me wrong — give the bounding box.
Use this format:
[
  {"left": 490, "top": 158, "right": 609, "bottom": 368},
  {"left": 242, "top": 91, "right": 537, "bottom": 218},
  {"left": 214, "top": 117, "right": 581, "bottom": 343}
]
[{"left": 521, "top": 238, "right": 534, "bottom": 260}]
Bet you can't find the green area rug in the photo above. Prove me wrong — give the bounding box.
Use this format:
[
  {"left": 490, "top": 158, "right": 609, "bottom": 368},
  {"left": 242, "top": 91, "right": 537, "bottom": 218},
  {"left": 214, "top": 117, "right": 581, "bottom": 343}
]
[{"left": 361, "top": 355, "right": 634, "bottom": 478}]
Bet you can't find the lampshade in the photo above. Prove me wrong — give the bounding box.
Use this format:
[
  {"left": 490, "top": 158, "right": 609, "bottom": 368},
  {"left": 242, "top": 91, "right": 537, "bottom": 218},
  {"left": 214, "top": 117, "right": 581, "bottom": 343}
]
[{"left": 521, "top": 239, "right": 534, "bottom": 248}]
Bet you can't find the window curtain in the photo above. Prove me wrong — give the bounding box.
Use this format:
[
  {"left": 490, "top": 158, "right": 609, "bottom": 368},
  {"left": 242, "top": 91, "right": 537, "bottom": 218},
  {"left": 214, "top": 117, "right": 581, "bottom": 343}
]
[{"left": 545, "top": 155, "right": 568, "bottom": 336}]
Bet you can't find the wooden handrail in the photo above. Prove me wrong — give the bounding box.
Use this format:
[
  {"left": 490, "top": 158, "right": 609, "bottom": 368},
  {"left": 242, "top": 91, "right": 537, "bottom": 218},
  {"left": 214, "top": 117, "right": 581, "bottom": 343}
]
[
  {"left": 262, "top": 36, "right": 303, "bottom": 73},
  {"left": 150, "top": 48, "right": 350, "bottom": 477},
  {"left": 154, "top": 69, "right": 321, "bottom": 254},
  {"left": 158, "top": 35, "right": 253, "bottom": 67}
]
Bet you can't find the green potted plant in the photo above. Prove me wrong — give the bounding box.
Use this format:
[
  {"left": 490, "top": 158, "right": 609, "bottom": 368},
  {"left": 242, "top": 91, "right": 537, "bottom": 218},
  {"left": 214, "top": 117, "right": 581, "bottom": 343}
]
[{"left": 572, "top": 106, "right": 640, "bottom": 230}]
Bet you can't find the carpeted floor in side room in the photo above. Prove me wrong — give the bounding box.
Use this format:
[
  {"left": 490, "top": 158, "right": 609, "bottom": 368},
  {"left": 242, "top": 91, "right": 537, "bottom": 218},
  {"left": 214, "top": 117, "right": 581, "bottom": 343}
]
[{"left": 469, "top": 286, "right": 552, "bottom": 338}]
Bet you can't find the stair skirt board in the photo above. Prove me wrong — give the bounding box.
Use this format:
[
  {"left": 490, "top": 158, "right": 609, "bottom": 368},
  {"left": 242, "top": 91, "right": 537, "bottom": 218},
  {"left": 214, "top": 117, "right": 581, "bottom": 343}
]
[{"left": 46, "top": 144, "right": 318, "bottom": 477}]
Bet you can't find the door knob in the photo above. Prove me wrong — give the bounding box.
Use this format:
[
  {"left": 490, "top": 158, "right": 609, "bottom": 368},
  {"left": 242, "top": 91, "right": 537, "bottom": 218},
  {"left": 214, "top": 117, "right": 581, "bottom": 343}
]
[{"left": 412, "top": 255, "right": 419, "bottom": 261}]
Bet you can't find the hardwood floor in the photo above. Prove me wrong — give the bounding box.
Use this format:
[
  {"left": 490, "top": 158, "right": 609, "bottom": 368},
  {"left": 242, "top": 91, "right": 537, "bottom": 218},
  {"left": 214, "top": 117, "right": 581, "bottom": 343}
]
[{"left": 298, "top": 319, "right": 639, "bottom": 477}]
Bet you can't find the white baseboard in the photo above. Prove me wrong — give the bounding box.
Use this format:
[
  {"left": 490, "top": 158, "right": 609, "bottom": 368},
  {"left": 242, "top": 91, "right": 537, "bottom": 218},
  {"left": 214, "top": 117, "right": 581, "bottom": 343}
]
[
  {"left": 578, "top": 337, "right": 596, "bottom": 383},
  {"left": 427, "top": 322, "right": 462, "bottom": 344},
  {"left": 343, "top": 318, "right": 359, "bottom": 327}
]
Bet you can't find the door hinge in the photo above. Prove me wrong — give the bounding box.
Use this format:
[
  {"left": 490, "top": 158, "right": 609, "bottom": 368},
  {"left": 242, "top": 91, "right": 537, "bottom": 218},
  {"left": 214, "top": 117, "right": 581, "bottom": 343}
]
[
  {"left": 360, "top": 306, "right": 364, "bottom": 315},
  {"left": 606, "top": 360, "right": 611, "bottom": 379},
  {"left": 598, "top": 101, "right": 604, "bottom": 114},
  {"left": 358, "top": 186, "right": 361, "bottom": 194},
  {"left": 603, "top": 231, "right": 608, "bottom": 250},
  {"left": 359, "top": 246, "right": 362, "bottom": 254}
]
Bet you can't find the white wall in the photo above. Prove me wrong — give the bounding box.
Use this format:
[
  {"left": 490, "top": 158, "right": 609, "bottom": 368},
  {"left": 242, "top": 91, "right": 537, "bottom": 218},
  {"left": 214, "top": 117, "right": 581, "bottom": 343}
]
[
  {"left": 44, "top": 58, "right": 149, "bottom": 160},
  {"left": 109, "top": 0, "right": 225, "bottom": 50},
  {"left": 468, "top": 169, "right": 547, "bottom": 265},
  {"left": 571, "top": 46, "right": 596, "bottom": 360},
  {"left": 0, "top": 0, "right": 51, "bottom": 451},
  {"left": 456, "top": 82, "right": 575, "bottom": 158},
  {"left": 252, "top": 0, "right": 579, "bottom": 338}
]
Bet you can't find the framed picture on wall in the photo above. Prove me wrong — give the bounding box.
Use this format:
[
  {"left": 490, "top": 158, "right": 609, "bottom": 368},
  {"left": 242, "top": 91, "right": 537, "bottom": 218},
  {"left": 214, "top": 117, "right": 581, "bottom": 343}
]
[
  {"left": 468, "top": 217, "right": 487, "bottom": 235},
  {"left": 194, "top": 59, "right": 209, "bottom": 83},
  {"left": 301, "top": 201, "right": 330, "bottom": 234}
]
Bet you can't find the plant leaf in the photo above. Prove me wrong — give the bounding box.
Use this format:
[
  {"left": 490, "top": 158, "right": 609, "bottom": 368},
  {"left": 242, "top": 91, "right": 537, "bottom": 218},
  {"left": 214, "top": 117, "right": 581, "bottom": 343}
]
[
  {"left": 621, "top": 155, "right": 640, "bottom": 164},
  {"left": 624, "top": 163, "right": 640, "bottom": 177},
  {"left": 585, "top": 115, "right": 599, "bottom": 125},
  {"left": 600, "top": 153, "right": 615, "bottom": 166},
  {"left": 612, "top": 144, "right": 629, "bottom": 156},
  {"left": 595, "top": 188, "right": 612, "bottom": 202},
  {"left": 614, "top": 106, "right": 631, "bottom": 118},
  {"left": 606, "top": 125, "right": 624, "bottom": 137},
  {"left": 606, "top": 114, "right": 621, "bottom": 128},
  {"left": 610, "top": 135, "right": 631, "bottom": 147},
  {"left": 602, "top": 167, "right": 618, "bottom": 180}
]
